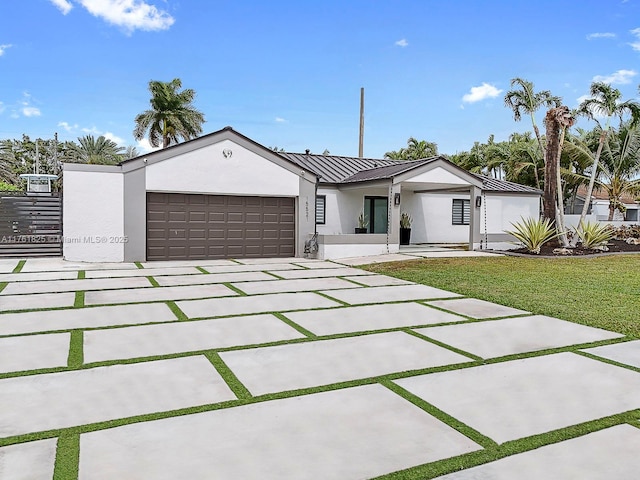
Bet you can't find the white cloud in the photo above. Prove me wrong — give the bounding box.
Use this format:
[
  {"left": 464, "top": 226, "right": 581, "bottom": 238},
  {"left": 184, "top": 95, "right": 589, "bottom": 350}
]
[
  {"left": 81, "top": 126, "right": 100, "bottom": 134},
  {"left": 395, "top": 38, "right": 408, "bottom": 47},
  {"left": 592, "top": 69, "right": 637, "bottom": 84},
  {"left": 78, "top": 0, "right": 175, "bottom": 33},
  {"left": 462, "top": 83, "right": 502, "bottom": 103},
  {"left": 104, "top": 131, "right": 125, "bottom": 145},
  {"left": 58, "top": 121, "right": 79, "bottom": 132},
  {"left": 275, "top": 117, "right": 286, "bottom": 123},
  {"left": 0, "top": 44, "right": 12, "bottom": 56},
  {"left": 136, "top": 137, "right": 161, "bottom": 153},
  {"left": 586, "top": 32, "right": 616, "bottom": 40},
  {"left": 49, "top": 0, "right": 73, "bottom": 14},
  {"left": 22, "top": 107, "right": 41, "bottom": 117},
  {"left": 630, "top": 28, "right": 640, "bottom": 51}
]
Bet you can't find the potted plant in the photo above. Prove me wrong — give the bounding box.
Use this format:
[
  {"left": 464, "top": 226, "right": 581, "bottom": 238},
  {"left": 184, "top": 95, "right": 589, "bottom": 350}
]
[
  {"left": 400, "top": 212, "right": 412, "bottom": 245},
  {"left": 355, "top": 211, "right": 368, "bottom": 233}
]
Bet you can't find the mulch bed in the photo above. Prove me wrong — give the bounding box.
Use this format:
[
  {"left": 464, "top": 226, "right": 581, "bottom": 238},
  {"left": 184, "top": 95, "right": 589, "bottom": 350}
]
[{"left": 510, "top": 239, "right": 640, "bottom": 257}]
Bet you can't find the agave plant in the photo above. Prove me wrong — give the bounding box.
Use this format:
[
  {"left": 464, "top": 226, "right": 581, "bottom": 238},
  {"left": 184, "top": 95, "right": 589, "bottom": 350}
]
[
  {"left": 575, "top": 221, "right": 613, "bottom": 250},
  {"left": 400, "top": 212, "right": 412, "bottom": 228},
  {"left": 505, "top": 217, "right": 561, "bottom": 254}
]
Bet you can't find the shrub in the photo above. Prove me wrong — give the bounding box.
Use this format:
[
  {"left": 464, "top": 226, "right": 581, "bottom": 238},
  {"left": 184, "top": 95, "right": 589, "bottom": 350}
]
[
  {"left": 0, "top": 181, "right": 20, "bottom": 192},
  {"left": 400, "top": 212, "right": 412, "bottom": 228},
  {"left": 575, "top": 221, "right": 614, "bottom": 250},
  {"left": 505, "top": 217, "right": 561, "bottom": 254}
]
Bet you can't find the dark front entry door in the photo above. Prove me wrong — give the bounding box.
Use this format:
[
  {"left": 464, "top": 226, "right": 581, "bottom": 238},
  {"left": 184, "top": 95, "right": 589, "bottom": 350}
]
[{"left": 364, "top": 196, "right": 388, "bottom": 234}]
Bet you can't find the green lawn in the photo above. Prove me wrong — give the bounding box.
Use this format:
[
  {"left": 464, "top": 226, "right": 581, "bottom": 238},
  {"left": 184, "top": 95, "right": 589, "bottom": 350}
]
[{"left": 362, "top": 254, "right": 640, "bottom": 338}]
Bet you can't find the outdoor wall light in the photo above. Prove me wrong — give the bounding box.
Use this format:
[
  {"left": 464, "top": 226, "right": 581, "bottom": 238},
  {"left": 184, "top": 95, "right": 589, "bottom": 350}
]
[
  {"left": 475, "top": 195, "right": 482, "bottom": 208},
  {"left": 394, "top": 193, "right": 401, "bottom": 206}
]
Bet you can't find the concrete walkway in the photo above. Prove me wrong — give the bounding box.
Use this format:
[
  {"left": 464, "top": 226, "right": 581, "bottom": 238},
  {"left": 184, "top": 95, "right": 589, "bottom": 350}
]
[{"left": 0, "top": 256, "right": 638, "bottom": 480}]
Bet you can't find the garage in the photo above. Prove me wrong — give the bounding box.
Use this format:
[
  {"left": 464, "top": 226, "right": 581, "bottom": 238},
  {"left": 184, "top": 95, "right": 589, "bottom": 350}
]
[{"left": 146, "top": 192, "right": 295, "bottom": 261}]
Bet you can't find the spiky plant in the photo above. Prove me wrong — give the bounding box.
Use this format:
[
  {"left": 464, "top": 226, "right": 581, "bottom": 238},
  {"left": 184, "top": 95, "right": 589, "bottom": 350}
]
[
  {"left": 575, "top": 221, "right": 614, "bottom": 250},
  {"left": 505, "top": 217, "right": 561, "bottom": 254}
]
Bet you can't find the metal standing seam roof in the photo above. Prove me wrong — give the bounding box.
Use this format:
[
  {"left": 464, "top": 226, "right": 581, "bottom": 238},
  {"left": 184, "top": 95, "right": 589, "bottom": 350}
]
[
  {"left": 476, "top": 174, "right": 542, "bottom": 194},
  {"left": 281, "top": 152, "right": 541, "bottom": 195}
]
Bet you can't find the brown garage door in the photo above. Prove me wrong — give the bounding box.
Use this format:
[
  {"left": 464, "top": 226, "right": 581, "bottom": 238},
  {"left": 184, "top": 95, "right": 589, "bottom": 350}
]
[{"left": 146, "top": 193, "right": 295, "bottom": 261}]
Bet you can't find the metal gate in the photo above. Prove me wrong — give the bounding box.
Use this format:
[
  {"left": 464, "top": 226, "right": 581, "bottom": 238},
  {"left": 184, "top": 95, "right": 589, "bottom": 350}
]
[{"left": 0, "top": 192, "right": 62, "bottom": 258}]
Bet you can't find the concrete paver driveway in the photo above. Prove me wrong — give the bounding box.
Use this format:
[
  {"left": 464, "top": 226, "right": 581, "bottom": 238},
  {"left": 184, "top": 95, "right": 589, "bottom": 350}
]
[{"left": 0, "top": 257, "right": 638, "bottom": 480}]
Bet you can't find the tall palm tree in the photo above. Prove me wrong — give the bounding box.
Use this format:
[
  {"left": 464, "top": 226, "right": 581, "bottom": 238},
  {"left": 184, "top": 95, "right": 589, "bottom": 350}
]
[
  {"left": 504, "top": 78, "right": 561, "bottom": 157},
  {"left": 133, "top": 78, "right": 205, "bottom": 149},
  {"left": 384, "top": 137, "right": 438, "bottom": 160},
  {"left": 75, "top": 135, "right": 124, "bottom": 165},
  {"left": 566, "top": 124, "right": 640, "bottom": 221},
  {"left": 575, "top": 82, "right": 640, "bottom": 229}
]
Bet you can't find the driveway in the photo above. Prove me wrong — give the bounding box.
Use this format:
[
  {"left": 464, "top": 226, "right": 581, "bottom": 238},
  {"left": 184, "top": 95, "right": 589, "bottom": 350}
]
[{"left": 0, "top": 256, "right": 639, "bottom": 479}]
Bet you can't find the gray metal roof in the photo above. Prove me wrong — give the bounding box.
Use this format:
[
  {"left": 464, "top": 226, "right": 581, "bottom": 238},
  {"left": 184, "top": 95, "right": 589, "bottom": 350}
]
[
  {"left": 281, "top": 152, "right": 540, "bottom": 195},
  {"left": 476, "top": 174, "right": 542, "bottom": 194},
  {"left": 279, "top": 152, "right": 399, "bottom": 183},
  {"left": 342, "top": 158, "right": 436, "bottom": 183}
]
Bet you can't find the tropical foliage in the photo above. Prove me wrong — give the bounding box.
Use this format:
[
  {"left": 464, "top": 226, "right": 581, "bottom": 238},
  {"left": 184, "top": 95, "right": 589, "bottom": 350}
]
[
  {"left": 134, "top": 78, "right": 205, "bottom": 149},
  {"left": 385, "top": 137, "right": 438, "bottom": 160},
  {"left": 505, "top": 217, "right": 561, "bottom": 254},
  {"left": 574, "top": 221, "right": 614, "bottom": 249}
]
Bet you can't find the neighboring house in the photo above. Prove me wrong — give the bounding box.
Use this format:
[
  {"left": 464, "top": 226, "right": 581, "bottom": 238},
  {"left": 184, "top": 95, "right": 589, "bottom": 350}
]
[
  {"left": 566, "top": 186, "right": 639, "bottom": 223},
  {"left": 62, "top": 127, "right": 541, "bottom": 262}
]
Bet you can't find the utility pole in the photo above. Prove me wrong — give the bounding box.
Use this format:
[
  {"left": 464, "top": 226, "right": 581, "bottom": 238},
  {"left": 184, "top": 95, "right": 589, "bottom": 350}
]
[{"left": 358, "top": 87, "right": 364, "bottom": 158}]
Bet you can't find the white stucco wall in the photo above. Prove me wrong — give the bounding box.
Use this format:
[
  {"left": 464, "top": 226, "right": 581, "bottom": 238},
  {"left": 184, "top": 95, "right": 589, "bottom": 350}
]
[
  {"left": 402, "top": 192, "right": 470, "bottom": 243},
  {"left": 316, "top": 186, "right": 389, "bottom": 235},
  {"left": 63, "top": 169, "right": 125, "bottom": 262},
  {"left": 146, "top": 139, "right": 300, "bottom": 196},
  {"left": 481, "top": 194, "right": 540, "bottom": 234},
  {"left": 319, "top": 243, "right": 400, "bottom": 259}
]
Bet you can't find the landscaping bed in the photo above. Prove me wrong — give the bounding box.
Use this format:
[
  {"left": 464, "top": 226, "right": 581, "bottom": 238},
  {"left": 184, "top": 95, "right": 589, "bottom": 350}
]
[{"left": 510, "top": 239, "right": 640, "bottom": 256}]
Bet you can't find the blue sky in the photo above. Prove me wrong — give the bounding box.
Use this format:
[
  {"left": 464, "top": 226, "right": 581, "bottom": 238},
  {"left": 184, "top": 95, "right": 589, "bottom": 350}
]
[{"left": 1, "top": 0, "right": 640, "bottom": 158}]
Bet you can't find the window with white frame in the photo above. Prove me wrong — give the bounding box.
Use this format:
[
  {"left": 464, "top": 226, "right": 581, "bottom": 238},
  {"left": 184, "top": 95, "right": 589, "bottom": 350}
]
[{"left": 452, "top": 198, "right": 470, "bottom": 225}]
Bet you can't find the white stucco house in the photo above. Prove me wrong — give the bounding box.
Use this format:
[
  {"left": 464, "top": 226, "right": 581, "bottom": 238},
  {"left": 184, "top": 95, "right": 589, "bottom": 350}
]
[{"left": 62, "top": 127, "right": 541, "bottom": 262}]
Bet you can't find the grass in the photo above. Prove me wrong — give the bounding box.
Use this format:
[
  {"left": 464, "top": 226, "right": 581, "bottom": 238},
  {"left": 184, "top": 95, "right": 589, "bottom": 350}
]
[{"left": 362, "top": 254, "right": 640, "bottom": 338}]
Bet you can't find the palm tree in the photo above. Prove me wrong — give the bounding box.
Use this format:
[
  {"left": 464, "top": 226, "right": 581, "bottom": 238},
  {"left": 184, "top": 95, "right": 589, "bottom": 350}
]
[
  {"left": 74, "top": 135, "right": 124, "bottom": 165},
  {"left": 133, "top": 78, "right": 205, "bottom": 149},
  {"left": 384, "top": 137, "right": 438, "bottom": 160},
  {"left": 0, "top": 140, "right": 19, "bottom": 185},
  {"left": 504, "top": 78, "right": 561, "bottom": 156},
  {"left": 575, "top": 82, "right": 640, "bottom": 230},
  {"left": 566, "top": 124, "right": 640, "bottom": 221}
]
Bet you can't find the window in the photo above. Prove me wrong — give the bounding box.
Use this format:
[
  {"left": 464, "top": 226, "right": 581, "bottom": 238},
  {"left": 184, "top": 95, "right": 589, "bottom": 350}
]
[
  {"left": 452, "top": 199, "right": 470, "bottom": 225},
  {"left": 315, "top": 195, "right": 326, "bottom": 224},
  {"left": 364, "top": 196, "right": 389, "bottom": 233}
]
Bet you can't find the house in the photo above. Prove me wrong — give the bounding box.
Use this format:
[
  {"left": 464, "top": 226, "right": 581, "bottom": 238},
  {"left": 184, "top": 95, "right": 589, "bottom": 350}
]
[
  {"left": 565, "top": 186, "right": 639, "bottom": 223},
  {"left": 62, "top": 127, "right": 541, "bottom": 262}
]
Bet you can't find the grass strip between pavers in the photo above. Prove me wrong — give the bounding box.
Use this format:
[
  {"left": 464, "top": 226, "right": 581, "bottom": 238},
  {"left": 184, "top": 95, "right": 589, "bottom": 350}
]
[
  {"left": 11, "top": 260, "right": 25, "bottom": 273},
  {"left": 0, "top": 282, "right": 7, "bottom": 294},
  {"left": 274, "top": 312, "right": 317, "bottom": 338},
  {"left": 67, "top": 330, "right": 84, "bottom": 368},
  {"left": 574, "top": 349, "right": 640, "bottom": 374},
  {"left": 134, "top": 262, "right": 144, "bottom": 269},
  {"left": 73, "top": 291, "right": 84, "bottom": 308},
  {"left": 53, "top": 433, "right": 79, "bottom": 480},
  {"left": 204, "top": 351, "right": 253, "bottom": 400},
  {"left": 404, "top": 329, "right": 484, "bottom": 362},
  {"left": 195, "top": 266, "right": 208, "bottom": 274},
  {"left": 222, "top": 282, "right": 248, "bottom": 296},
  {"left": 146, "top": 276, "right": 160, "bottom": 287},
  {"left": 77, "top": 270, "right": 85, "bottom": 280},
  {"left": 165, "top": 301, "right": 188, "bottom": 321}
]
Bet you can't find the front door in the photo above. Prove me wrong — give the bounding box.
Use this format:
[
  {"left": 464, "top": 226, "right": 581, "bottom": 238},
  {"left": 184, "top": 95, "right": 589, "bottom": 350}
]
[{"left": 364, "top": 196, "right": 388, "bottom": 234}]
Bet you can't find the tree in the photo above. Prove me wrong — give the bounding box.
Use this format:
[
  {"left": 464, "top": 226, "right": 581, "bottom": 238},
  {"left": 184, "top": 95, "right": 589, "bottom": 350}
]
[
  {"left": 574, "top": 82, "right": 640, "bottom": 231},
  {"left": 384, "top": 137, "right": 438, "bottom": 160},
  {"left": 543, "top": 106, "right": 575, "bottom": 246},
  {"left": 74, "top": 135, "right": 124, "bottom": 165},
  {"left": 0, "top": 140, "right": 19, "bottom": 185},
  {"left": 124, "top": 145, "right": 140, "bottom": 160},
  {"left": 133, "top": 78, "right": 205, "bottom": 149},
  {"left": 564, "top": 123, "right": 640, "bottom": 221},
  {"left": 504, "top": 78, "right": 561, "bottom": 157}
]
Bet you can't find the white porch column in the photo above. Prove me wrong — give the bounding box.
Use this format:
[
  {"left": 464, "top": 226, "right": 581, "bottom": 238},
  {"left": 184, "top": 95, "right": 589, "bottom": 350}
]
[
  {"left": 469, "top": 186, "right": 482, "bottom": 250},
  {"left": 389, "top": 182, "right": 401, "bottom": 246}
]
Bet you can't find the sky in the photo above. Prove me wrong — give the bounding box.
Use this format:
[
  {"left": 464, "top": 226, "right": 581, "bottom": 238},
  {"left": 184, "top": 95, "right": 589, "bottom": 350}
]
[{"left": 1, "top": 0, "right": 640, "bottom": 158}]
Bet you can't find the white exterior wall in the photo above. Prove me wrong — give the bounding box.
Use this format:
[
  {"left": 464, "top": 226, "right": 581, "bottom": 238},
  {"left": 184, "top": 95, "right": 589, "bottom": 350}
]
[
  {"left": 146, "top": 139, "right": 300, "bottom": 196},
  {"left": 319, "top": 243, "right": 400, "bottom": 259},
  {"left": 316, "top": 186, "right": 388, "bottom": 235},
  {"left": 402, "top": 193, "right": 470, "bottom": 243},
  {"left": 480, "top": 194, "right": 540, "bottom": 234},
  {"left": 63, "top": 170, "right": 125, "bottom": 262}
]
